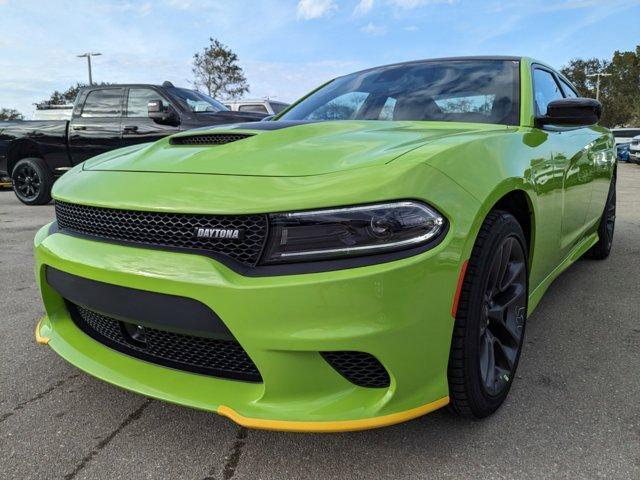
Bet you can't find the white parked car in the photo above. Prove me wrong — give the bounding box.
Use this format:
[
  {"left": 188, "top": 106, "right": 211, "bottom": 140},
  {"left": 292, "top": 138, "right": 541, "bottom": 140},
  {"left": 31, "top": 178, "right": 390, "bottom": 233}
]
[
  {"left": 224, "top": 99, "right": 289, "bottom": 116},
  {"left": 32, "top": 104, "right": 74, "bottom": 120}
]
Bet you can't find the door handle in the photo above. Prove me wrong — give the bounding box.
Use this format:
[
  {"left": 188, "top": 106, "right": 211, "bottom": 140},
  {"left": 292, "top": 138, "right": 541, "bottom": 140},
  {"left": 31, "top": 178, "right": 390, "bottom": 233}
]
[
  {"left": 123, "top": 125, "right": 139, "bottom": 133},
  {"left": 72, "top": 125, "right": 87, "bottom": 131}
]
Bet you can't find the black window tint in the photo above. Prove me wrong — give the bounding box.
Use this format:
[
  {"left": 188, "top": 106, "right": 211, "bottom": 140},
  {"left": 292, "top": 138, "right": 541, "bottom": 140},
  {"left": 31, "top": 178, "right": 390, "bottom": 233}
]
[
  {"left": 238, "top": 104, "right": 269, "bottom": 114},
  {"left": 533, "top": 69, "right": 563, "bottom": 116},
  {"left": 81, "top": 89, "right": 123, "bottom": 117},
  {"left": 127, "top": 88, "right": 163, "bottom": 117},
  {"left": 559, "top": 78, "right": 578, "bottom": 98}
]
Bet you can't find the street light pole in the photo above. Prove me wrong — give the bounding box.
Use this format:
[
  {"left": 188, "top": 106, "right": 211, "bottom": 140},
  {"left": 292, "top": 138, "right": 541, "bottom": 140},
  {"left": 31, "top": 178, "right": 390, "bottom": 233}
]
[
  {"left": 586, "top": 72, "right": 612, "bottom": 101},
  {"left": 77, "top": 52, "right": 102, "bottom": 85}
]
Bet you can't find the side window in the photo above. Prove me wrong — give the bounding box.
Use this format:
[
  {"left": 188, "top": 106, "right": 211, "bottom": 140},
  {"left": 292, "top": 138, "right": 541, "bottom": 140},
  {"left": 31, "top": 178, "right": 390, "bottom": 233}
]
[
  {"left": 559, "top": 78, "right": 579, "bottom": 98},
  {"left": 81, "top": 89, "right": 123, "bottom": 118},
  {"left": 533, "top": 69, "right": 563, "bottom": 116},
  {"left": 308, "top": 92, "right": 369, "bottom": 120},
  {"left": 238, "top": 104, "right": 269, "bottom": 114},
  {"left": 127, "top": 88, "right": 164, "bottom": 117}
]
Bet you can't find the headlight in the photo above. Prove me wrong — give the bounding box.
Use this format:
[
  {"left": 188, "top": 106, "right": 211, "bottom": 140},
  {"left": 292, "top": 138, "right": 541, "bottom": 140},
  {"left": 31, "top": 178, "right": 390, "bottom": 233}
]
[{"left": 261, "top": 201, "right": 446, "bottom": 264}]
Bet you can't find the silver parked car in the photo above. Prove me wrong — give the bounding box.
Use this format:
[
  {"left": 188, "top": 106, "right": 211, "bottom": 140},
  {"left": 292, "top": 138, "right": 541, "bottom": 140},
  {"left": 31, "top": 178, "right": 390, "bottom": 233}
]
[{"left": 224, "top": 99, "right": 289, "bottom": 116}]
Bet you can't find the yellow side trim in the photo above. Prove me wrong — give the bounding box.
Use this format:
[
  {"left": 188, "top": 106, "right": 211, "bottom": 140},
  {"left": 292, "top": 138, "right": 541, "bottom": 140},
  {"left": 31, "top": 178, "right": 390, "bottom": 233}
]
[
  {"left": 217, "top": 396, "right": 449, "bottom": 433},
  {"left": 35, "top": 318, "right": 50, "bottom": 345}
]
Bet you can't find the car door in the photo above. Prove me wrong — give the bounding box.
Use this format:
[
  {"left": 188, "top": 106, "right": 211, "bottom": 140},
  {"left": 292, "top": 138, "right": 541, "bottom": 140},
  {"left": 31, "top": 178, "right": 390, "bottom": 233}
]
[
  {"left": 532, "top": 67, "right": 596, "bottom": 255},
  {"left": 121, "top": 87, "right": 182, "bottom": 147},
  {"left": 68, "top": 87, "right": 124, "bottom": 165}
]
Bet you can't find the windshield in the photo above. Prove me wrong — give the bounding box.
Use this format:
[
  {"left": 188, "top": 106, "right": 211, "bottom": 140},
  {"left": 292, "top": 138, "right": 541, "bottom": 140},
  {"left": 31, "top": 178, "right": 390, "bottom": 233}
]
[
  {"left": 612, "top": 129, "right": 640, "bottom": 138},
  {"left": 167, "top": 87, "right": 228, "bottom": 113},
  {"left": 279, "top": 59, "right": 520, "bottom": 125}
]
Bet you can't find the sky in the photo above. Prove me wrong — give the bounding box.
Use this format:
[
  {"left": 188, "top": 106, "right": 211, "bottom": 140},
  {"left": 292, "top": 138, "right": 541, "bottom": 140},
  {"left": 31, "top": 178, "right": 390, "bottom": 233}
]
[{"left": 1, "top": 0, "right": 639, "bottom": 118}]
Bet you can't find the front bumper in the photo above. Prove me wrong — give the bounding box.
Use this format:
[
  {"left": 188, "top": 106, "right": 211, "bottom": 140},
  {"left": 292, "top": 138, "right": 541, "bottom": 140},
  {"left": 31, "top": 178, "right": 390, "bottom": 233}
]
[{"left": 35, "top": 221, "right": 460, "bottom": 431}]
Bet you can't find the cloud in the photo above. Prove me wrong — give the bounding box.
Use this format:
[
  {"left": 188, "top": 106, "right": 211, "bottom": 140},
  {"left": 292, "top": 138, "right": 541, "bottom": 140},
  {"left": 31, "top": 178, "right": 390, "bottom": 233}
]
[
  {"left": 388, "top": 0, "right": 455, "bottom": 8},
  {"left": 403, "top": 25, "right": 418, "bottom": 31},
  {"left": 354, "top": 0, "right": 374, "bottom": 15},
  {"left": 243, "top": 59, "right": 363, "bottom": 102},
  {"left": 361, "top": 22, "right": 386, "bottom": 35},
  {"left": 296, "top": 0, "right": 337, "bottom": 20}
]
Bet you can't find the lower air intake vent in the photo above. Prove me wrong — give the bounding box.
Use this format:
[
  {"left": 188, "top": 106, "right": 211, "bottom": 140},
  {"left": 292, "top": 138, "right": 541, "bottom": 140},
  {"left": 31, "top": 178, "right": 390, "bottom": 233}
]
[
  {"left": 321, "top": 351, "right": 390, "bottom": 388},
  {"left": 67, "top": 302, "right": 262, "bottom": 382},
  {"left": 170, "top": 133, "right": 253, "bottom": 145}
]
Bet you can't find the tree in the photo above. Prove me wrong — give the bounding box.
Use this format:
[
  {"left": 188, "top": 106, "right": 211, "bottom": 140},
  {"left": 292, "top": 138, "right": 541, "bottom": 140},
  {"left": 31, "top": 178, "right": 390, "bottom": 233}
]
[
  {"left": 38, "top": 82, "right": 111, "bottom": 107},
  {"left": 561, "top": 45, "right": 640, "bottom": 127},
  {"left": 0, "top": 108, "right": 23, "bottom": 120},
  {"left": 604, "top": 46, "right": 640, "bottom": 127},
  {"left": 192, "top": 38, "right": 249, "bottom": 99}
]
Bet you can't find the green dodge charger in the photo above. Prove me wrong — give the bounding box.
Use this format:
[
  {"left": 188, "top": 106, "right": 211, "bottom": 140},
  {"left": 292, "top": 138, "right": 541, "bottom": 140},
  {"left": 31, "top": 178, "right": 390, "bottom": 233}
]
[{"left": 34, "top": 56, "right": 616, "bottom": 432}]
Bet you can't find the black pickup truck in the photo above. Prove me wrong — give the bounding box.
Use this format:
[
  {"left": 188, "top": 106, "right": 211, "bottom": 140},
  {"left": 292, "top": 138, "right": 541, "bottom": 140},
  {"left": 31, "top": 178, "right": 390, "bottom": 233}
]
[{"left": 0, "top": 82, "right": 266, "bottom": 205}]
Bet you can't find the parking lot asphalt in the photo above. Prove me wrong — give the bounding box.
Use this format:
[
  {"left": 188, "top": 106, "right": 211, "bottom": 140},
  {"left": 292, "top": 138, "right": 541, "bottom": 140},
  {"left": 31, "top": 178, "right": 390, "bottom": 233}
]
[{"left": 1, "top": 163, "right": 639, "bottom": 480}]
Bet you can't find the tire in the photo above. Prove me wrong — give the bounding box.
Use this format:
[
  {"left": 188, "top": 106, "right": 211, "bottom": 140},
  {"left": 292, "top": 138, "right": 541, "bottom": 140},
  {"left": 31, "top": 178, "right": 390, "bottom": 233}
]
[
  {"left": 448, "top": 210, "right": 528, "bottom": 419},
  {"left": 587, "top": 175, "right": 616, "bottom": 260},
  {"left": 11, "top": 157, "right": 53, "bottom": 205}
]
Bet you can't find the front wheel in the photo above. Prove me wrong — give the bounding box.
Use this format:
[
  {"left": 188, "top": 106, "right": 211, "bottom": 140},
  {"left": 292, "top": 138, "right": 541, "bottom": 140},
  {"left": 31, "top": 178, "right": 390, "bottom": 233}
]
[
  {"left": 11, "top": 157, "right": 53, "bottom": 205},
  {"left": 448, "top": 210, "right": 528, "bottom": 418}
]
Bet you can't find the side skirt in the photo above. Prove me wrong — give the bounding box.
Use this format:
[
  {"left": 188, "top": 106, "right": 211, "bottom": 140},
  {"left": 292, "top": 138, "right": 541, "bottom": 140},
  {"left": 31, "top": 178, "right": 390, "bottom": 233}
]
[{"left": 527, "top": 232, "right": 598, "bottom": 315}]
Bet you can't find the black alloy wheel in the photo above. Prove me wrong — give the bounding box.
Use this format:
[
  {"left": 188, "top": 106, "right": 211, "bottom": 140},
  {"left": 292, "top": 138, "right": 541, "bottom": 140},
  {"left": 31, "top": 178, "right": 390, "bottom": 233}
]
[
  {"left": 14, "top": 163, "right": 41, "bottom": 200},
  {"left": 478, "top": 236, "right": 527, "bottom": 396},
  {"left": 587, "top": 174, "right": 616, "bottom": 260}
]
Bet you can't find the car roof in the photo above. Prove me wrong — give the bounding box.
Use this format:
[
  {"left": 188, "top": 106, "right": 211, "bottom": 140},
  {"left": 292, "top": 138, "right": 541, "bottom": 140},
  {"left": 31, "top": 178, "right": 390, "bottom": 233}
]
[{"left": 350, "top": 56, "right": 524, "bottom": 75}]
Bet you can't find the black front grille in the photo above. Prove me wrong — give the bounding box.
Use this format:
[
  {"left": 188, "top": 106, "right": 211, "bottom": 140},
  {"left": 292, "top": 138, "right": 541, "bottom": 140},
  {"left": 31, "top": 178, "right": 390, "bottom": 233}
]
[
  {"left": 170, "top": 133, "right": 253, "bottom": 145},
  {"left": 68, "top": 302, "right": 262, "bottom": 382},
  {"left": 321, "top": 351, "right": 390, "bottom": 388},
  {"left": 55, "top": 201, "right": 268, "bottom": 267}
]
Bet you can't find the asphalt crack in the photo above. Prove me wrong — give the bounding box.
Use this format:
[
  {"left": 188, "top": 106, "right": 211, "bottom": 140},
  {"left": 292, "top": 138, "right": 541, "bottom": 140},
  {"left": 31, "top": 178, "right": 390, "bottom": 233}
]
[
  {"left": 0, "top": 373, "right": 80, "bottom": 424},
  {"left": 63, "top": 398, "right": 152, "bottom": 480},
  {"left": 202, "top": 426, "right": 248, "bottom": 480},
  {"left": 222, "top": 427, "right": 248, "bottom": 480}
]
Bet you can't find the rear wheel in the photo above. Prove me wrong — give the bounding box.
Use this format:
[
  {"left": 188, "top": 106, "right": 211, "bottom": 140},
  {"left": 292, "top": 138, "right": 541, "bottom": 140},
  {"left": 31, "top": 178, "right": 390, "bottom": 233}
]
[
  {"left": 587, "top": 175, "right": 616, "bottom": 260},
  {"left": 448, "top": 210, "right": 528, "bottom": 418},
  {"left": 11, "top": 157, "right": 53, "bottom": 205}
]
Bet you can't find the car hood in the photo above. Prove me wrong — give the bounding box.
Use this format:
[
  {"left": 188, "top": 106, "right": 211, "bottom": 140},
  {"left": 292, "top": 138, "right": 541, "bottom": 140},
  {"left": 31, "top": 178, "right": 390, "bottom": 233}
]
[{"left": 83, "top": 120, "right": 507, "bottom": 177}]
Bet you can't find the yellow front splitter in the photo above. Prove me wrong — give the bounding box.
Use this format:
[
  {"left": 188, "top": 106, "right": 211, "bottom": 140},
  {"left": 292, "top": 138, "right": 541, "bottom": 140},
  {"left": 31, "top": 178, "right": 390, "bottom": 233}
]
[{"left": 218, "top": 396, "right": 450, "bottom": 433}]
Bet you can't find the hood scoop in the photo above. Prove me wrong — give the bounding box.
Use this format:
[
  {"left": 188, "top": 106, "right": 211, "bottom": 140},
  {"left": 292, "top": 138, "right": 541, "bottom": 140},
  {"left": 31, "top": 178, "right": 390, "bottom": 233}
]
[{"left": 170, "top": 133, "right": 254, "bottom": 146}]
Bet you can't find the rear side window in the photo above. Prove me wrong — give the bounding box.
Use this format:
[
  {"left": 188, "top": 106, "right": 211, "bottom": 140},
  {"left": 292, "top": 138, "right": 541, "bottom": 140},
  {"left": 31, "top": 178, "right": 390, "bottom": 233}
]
[
  {"left": 81, "top": 89, "right": 123, "bottom": 118},
  {"left": 127, "top": 88, "right": 164, "bottom": 117},
  {"left": 238, "top": 104, "right": 269, "bottom": 114},
  {"left": 558, "top": 78, "right": 578, "bottom": 98},
  {"left": 533, "top": 69, "right": 563, "bottom": 116}
]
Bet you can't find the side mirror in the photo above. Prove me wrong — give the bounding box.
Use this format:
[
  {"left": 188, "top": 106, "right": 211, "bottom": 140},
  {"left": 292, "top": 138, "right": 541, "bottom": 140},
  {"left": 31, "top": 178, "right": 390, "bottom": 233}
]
[
  {"left": 148, "top": 100, "right": 179, "bottom": 125},
  {"left": 536, "top": 98, "right": 602, "bottom": 127},
  {"left": 261, "top": 115, "right": 274, "bottom": 122}
]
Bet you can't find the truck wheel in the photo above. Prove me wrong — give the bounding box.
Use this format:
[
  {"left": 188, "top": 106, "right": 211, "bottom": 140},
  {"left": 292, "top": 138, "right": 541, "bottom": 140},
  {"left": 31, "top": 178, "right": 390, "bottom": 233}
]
[
  {"left": 448, "top": 210, "right": 528, "bottom": 418},
  {"left": 587, "top": 175, "right": 616, "bottom": 260},
  {"left": 11, "top": 158, "right": 53, "bottom": 205}
]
